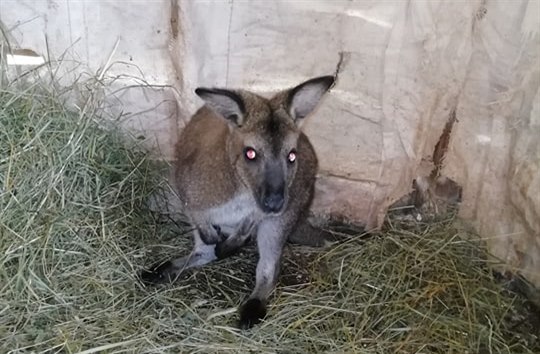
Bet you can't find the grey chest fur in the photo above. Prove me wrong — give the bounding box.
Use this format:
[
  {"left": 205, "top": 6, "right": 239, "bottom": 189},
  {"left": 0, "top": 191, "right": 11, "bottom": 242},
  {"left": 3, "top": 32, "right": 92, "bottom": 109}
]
[{"left": 193, "top": 193, "right": 261, "bottom": 237}]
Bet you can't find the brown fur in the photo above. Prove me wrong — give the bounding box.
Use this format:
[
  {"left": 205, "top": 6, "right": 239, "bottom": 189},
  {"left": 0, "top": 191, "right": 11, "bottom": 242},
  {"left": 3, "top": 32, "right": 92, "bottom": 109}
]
[{"left": 174, "top": 106, "right": 239, "bottom": 208}]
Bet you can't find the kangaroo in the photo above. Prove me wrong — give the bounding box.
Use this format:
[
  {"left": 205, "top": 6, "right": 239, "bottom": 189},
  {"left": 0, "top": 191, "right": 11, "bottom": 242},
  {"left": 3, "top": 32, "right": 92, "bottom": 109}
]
[{"left": 141, "top": 75, "right": 334, "bottom": 328}]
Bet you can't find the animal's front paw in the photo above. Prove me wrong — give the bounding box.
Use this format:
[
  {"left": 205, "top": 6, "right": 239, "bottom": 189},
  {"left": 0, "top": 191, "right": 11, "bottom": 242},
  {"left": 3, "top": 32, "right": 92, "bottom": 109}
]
[
  {"left": 139, "top": 261, "right": 176, "bottom": 284},
  {"left": 199, "top": 225, "right": 228, "bottom": 245},
  {"left": 239, "top": 298, "right": 267, "bottom": 329}
]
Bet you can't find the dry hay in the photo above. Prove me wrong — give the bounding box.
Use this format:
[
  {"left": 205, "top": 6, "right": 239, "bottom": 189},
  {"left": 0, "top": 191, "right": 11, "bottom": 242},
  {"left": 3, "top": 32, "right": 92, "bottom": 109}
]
[{"left": 0, "top": 70, "right": 538, "bottom": 354}]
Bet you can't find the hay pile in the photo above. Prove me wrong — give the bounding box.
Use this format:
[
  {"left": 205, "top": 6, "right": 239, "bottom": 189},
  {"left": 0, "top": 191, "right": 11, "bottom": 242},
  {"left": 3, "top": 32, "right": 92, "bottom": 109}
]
[{"left": 0, "top": 75, "right": 538, "bottom": 354}]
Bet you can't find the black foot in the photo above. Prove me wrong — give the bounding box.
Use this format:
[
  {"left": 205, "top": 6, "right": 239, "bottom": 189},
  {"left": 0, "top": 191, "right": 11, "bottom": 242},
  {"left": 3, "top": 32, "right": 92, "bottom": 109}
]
[
  {"left": 139, "top": 260, "right": 175, "bottom": 284},
  {"left": 239, "top": 298, "right": 267, "bottom": 329}
]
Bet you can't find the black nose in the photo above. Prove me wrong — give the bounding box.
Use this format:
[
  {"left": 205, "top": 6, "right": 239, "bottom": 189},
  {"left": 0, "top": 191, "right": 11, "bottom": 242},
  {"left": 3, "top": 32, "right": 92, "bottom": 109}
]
[{"left": 262, "top": 193, "right": 284, "bottom": 213}]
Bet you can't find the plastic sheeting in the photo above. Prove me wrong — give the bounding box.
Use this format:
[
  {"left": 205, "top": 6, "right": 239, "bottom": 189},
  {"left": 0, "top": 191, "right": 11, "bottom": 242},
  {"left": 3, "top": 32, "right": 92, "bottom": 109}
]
[{"left": 1, "top": 0, "right": 539, "bottom": 286}]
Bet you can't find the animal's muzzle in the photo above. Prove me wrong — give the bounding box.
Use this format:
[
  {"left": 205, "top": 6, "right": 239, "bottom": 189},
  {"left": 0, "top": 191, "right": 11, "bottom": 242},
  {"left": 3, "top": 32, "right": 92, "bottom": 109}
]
[
  {"left": 262, "top": 192, "right": 284, "bottom": 213},
  {"left": 261, "top": 161, "right": 286, "bottom": 213}
]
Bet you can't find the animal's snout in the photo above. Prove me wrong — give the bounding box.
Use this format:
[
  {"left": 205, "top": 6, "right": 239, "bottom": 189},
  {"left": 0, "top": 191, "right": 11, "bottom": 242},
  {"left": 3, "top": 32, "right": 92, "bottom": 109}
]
[
  {"left": 262, "top": 193, "right": 284, "bottom": 213},
  {"left": 261, "top": 162, "right": 286, "bottom": 213}
]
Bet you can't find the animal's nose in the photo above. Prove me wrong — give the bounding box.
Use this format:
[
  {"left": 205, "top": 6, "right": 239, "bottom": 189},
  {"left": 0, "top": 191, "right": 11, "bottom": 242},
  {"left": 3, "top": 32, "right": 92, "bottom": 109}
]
[{"left": 262, "top": 193, "right": 284, "bottom": 213}]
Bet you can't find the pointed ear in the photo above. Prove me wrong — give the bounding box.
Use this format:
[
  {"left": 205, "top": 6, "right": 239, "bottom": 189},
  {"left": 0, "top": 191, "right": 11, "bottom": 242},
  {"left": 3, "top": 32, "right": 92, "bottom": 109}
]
[
  {"left": 287, "top": 76, "right": 334, "bottom": 121},
  {"left": 195, "top": 88, "right": 246, "bottom": 126}
]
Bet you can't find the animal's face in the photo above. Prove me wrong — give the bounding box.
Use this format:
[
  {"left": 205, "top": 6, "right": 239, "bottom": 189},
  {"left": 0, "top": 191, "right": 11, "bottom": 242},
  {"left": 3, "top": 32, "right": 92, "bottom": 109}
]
[
  {"left": 195, "top": 76, "right": 334, "bottom": 214},
  {"left": 232, "top": 104, "right": 301, "bottom": 214}
]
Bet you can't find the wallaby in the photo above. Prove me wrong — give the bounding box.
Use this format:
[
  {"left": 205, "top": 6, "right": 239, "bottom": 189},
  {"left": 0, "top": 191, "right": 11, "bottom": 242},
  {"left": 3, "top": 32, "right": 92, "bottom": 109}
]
[{"left": 141, "top": 75, "right": 334, "bottom": 328}]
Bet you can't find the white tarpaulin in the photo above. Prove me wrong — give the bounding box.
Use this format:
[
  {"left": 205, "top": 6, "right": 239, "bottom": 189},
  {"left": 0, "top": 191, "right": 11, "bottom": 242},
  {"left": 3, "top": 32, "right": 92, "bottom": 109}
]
[{"left": 1, "top": 0, "right": 539, "bottom": 286}]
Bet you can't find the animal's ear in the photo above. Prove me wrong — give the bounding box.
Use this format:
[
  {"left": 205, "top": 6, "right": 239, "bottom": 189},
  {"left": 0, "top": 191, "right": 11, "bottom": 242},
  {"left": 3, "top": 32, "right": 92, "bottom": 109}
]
[
  {"left": 195, "top": 88, "right": 245, "bottom": 126},
  {"left": 287, "top": 76, "right": 334, "bottom": 122}
]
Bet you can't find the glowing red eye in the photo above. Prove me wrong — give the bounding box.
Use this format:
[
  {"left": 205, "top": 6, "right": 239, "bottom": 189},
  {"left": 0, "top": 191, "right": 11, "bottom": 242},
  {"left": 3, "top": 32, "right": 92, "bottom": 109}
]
[
  {"left": 288, "top": 150, "right": 297, "bottom": 163},
  {"left": 245, "top": 148, "right": 257, "bottom": 160}
]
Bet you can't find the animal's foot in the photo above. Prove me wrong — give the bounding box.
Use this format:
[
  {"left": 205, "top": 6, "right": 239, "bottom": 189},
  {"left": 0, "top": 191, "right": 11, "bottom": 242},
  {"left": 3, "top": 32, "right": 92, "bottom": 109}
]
[
  {"left": 140, "top": 260, "right": 178, "bottom": 284},
  {"left": 239, "top": 298, "right": 267, "bottom": 329}
]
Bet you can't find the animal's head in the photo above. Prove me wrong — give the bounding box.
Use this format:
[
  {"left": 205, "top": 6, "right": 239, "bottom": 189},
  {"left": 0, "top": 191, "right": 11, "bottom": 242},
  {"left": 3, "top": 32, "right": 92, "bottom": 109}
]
[{"left": 195, "top": 76, "right": 334, "bottom": 214}]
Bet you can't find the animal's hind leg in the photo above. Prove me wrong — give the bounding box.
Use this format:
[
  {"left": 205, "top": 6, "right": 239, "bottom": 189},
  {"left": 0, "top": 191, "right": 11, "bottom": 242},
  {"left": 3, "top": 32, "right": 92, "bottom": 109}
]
[{"left": 140, "top": 231, "right": 217, "bottom": 284}]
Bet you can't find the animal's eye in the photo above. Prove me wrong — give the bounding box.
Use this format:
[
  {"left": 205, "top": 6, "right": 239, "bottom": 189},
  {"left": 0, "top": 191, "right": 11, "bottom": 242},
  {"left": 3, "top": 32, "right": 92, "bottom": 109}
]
[
  {"left": 287, "top": 150, "right": 297, "bottom": 163},
  {"left": 244, "top": 147, "right": 257, "bottom": 161}
]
